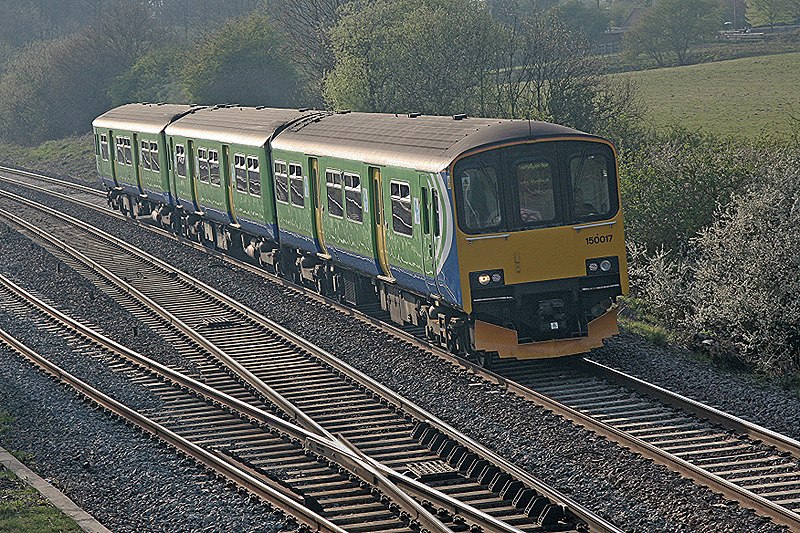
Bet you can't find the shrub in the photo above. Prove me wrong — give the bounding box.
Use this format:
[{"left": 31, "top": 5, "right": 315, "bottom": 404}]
[
  {"left": 691, "top": 146, "right": 800, "bottom": 374},
  {"left": 619, "top": 128, "right": 762, "bottom": 253},
  {"left": 625, "top": 241, "right": 694, "bottom": 331}
]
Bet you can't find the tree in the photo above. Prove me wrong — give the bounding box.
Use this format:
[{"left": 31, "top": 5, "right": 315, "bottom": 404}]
[
  {"left": 554, "top": 0, "right": 612, "bottom": 41},
  {"left": 0, "top": 1, "right": 162, "bottom": 145},
  {"left": 324, "top": 0, "right": 497, "bottom": 115},
  {"left": 181, "top": 13, "right": 299, "bottom": 107},
  {"left": 624, "top": 0, "right": 722, "bottom": 66},
  {"left": 270, "top": 0, "right": 353, "bottom": 104},
  {"left": 747, "top": 0, "right": 800, "bottom": 32}
]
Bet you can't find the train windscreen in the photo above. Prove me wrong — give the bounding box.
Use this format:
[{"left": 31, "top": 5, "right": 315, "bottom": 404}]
[{"left": 455, "top": 140, "right": 617, "bottom": 234}]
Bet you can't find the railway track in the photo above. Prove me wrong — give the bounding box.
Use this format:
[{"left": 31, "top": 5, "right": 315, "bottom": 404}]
[
  {"left": 0, "top": 178, "right": 615, "bottom": 531},
  {"left": 2, "top": 166, "right": 800, "bottom": 529}
]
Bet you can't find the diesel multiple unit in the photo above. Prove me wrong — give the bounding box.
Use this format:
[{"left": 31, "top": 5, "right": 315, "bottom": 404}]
[{"left": 93, "top": 103, "right": 628, "bottom": 363}]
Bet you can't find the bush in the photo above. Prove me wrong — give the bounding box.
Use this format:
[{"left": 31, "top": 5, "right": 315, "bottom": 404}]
[
  {"left": 625, "top": 242, "right": 694, "bottom": 331},
  {"left": 181, "top": 13, "right": 298, "bottom": 107},
  {"left": 619, "top": 128, "right": 762, "bottom": 253},
  {"left": 691, "top": 148, "right": 800, "bottom": 374}
]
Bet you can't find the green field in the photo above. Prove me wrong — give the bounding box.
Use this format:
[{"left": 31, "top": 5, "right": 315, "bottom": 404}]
[{"left": 620, "top": 52, "right": 800, "bottom": 138}]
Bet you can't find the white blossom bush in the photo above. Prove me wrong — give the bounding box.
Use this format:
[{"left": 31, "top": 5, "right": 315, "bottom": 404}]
[{"left": 691, "top": 151, "right": 800, "bottom": 374}]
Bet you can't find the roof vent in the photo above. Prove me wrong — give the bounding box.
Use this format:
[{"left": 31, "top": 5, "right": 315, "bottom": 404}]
[
  {"left": 336, "top": 109, "right": 352, "bottom": 114},
  {"left": 157, "top": 102, "right": 166, "bottom": 106},
  {"left": 298, "top": 107, "right": 310, "bottom": 112},
  {"left": 452, "top": 113, "right": 467, "bottom": 121},
  {"left": 255, "top": 106, "right": 266, "bottom": 110},
  {"left": 408, "top": 112, "right": 421, "bottom": 118}
]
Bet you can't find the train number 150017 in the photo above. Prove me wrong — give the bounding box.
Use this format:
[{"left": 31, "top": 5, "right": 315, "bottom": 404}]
[{"left": 585, "top": 234, "right": 613, "bottom": 245}]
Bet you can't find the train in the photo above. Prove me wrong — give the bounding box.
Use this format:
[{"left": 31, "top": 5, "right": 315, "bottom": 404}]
[{"left": 92, "top": 103, "right": 628, "bottom": 365}]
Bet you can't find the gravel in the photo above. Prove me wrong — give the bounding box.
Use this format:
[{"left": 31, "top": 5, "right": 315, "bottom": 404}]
[
  {"left": 0, "top": 179, "right": 794, "bottom": 531},
  {"left": 0, "top": 225, "right": 291, "bottom": 532}
]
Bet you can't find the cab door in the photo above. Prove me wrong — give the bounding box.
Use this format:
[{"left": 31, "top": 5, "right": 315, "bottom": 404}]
[
  {"left": 370, "top": 167, "right": 392, "bottom": 279},
  {"left": 419, "top": 175, "right": 438, "bottom": 296},
  {"left": 310, "top": 157, "right": 328, "bottom": 256}
]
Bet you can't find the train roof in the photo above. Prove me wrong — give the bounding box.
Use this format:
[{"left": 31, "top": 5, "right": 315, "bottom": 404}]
[
  {"left": 165, "top": 106, "right": 324, "bottom": 147},
  {"left": 92, "top": 103, "right": 200, "bottom": 134},
  {"left": 270, "top": 112, "right": 591, "bottom": 173}
]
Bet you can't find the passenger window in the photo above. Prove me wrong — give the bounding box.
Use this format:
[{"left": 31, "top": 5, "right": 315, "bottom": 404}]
[
  {"left": 140, "top": 140, "right": 151, "bottom": 171},
  {"left": 344, "top": 173, "right": 362, "bottom": 223},
  {"left": 209, "top": 150, "right": 220, "bottom": 186},
  {"left": 326, "top": 170, "right": 343, "bottom": 218},
  {"left": 432, "top": 188, "right": 440, "bottom": 237},
  {"left": 175, "top": 144, "right": 186, "bottom": 178},
  {"left": 197, "top": 148, "right": 209, "bottom": 183},
  {"left": 100, "top": 134, "right": 109, "bottom": 161},
  {"left": 289, "top": 163, "right": 304, "bottom": 207},
  {"left": 516, "top": 160, "right": 555, "bottom": 224},
  {"left": 115, "top": 137, "right": 124, "bottom": 163},
  {"left": 234, "top": 154, "right": 247, "bottom": 192},
  {"left": 247, "top": 156, "right": 261, "bottom": 197},
  {"left": 390, "top": 181, "right": 412, "bottom": 236},
  {"left": 274, "top": 161, "right": 288, "bottom": 203},
  {"left": 150, "top": 142, "right": 159, "bottom": 172}
]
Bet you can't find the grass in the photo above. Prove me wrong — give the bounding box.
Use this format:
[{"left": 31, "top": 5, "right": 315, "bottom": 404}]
[
  {"left": 0, "top": 411, "right": 81, "bottom": 532},
  {"left": 0, "top": 469, "right": 81, "bottom": 533},
  {"left": 0, "top": 133, "right": 95, "bottom": 180},
  {"left": 618, "top": 51, "right": 800, "bottom": 138}
]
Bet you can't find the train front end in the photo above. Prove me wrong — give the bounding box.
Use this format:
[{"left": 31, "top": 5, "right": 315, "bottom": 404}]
[{"left": 452, "top": 135, "right": 627, "bottom": 359}]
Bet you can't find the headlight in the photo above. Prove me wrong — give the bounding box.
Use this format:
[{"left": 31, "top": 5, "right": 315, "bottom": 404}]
[
  {"left": 586, "top": 257, "right": 617, "bottom": 276},
  {"left": 470, "top": 270, "right": 504, "bottom": 288}
]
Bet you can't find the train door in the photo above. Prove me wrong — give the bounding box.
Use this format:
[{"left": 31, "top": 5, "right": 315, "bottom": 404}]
[
  {"left": 310, "top": 157, "right": 328, "bottom": 256},
  {"left": 109, "top": 130, "right": 119, "bottom": 187},
  {"left": 187, "top": 139, "right": 200, "bottom": 212},
  {"left": 370, "top": 167, "right": 392, "bottom": 279},
  {"left": 419, "top": 175, "right": 437, "bottom": 295},
  {"left": 168, "top": 138, "right": 178, "bottom": 201},
  {"left": 222, "top": 145, "right": 238, "bottom": 224},
  {"left": 132, "top": 132, "right": 143, "bottom": 194}
]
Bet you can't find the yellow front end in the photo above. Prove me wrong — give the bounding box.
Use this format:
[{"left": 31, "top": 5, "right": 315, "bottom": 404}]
[{"left": 451, "top": 137, "right": 628, "bottom": 359}]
